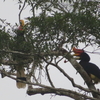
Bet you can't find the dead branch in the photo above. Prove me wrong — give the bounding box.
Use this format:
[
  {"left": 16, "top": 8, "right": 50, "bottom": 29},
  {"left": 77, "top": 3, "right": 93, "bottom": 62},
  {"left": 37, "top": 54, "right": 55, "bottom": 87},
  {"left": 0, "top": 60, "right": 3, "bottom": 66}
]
[{"left": 27, "top": 87, "right": 99, "bottom": 100}]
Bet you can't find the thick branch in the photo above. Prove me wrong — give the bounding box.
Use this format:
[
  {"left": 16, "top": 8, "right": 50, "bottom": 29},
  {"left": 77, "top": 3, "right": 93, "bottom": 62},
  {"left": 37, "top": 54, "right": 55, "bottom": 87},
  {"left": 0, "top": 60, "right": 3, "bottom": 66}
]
[
  {"left": 0, "top": 59, "right": 32, "bottom": 65},
  {"left": 27, "top": 87, "right": 99, "bottom": 100},
  {"left": 0, "top": 48, "right": 66, "bottom": 59},
  {"left": 0, "top": 49, "right": 30, "bottom": 56}
]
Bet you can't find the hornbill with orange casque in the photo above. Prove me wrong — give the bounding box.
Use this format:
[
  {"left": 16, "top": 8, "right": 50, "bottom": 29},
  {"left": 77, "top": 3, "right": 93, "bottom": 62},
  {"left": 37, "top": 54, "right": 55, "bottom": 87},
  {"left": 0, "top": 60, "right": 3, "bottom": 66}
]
[
  {"left": 73, "top": 47, "right": 100, "bottom": 84},
  {"left": 15, "top": 20, "right": 26, "bottom": 88}
]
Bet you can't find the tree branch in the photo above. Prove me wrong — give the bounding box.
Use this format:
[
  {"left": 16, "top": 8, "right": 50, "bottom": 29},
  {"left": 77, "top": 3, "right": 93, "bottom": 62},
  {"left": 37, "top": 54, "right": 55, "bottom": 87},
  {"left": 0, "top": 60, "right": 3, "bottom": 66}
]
[
  {"left": 19, "top": 0, "right": 26, "bottom": 21},
  {"left": 27, "top": 87, "right": 99, "bottom": 100},
  {"left": 45, "top": 64, "right": 55, "bottom": 88}
]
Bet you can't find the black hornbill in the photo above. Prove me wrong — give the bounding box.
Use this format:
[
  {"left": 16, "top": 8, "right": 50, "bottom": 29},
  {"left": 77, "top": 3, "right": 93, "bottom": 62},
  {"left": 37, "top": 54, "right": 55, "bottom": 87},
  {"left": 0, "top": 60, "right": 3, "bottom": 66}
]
[{"left": 73, "top": 47, "right": 100, "bottom": 84}]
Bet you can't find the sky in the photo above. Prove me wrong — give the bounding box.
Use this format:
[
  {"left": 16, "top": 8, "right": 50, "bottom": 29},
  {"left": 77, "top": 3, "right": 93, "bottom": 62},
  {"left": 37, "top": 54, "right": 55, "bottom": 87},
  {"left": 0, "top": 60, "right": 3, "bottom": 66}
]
[{"left": 0, "top": 1, "right": 100, "bottom": 100}]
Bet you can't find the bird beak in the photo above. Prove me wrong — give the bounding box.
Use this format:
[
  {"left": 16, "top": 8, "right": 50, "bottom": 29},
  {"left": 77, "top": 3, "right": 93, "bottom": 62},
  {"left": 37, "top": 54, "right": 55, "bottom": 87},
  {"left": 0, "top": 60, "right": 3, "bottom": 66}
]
[
  {"left": 72, "top": 47, "right": 84, "bottom": 59},
  {"left": 72, "top": 53, "right": 80, "bottom": 60}
]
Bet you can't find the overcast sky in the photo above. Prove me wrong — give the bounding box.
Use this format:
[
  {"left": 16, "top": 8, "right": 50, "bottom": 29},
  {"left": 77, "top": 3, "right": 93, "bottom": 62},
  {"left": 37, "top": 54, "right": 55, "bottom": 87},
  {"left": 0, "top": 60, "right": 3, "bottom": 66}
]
[{"left": 0, "top": 1, "right": 100, "bottom": 100}]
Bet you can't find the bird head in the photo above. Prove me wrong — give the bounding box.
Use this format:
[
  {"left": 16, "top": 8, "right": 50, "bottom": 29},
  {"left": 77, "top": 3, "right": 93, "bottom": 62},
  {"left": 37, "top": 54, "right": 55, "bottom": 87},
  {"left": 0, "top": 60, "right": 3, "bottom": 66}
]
[
  {"left": 72, "top": 47, "right": 90, "bottom": 62},
  {"left": 20, "top": 20, "right": 25, "bottom": 27},
  {"left": 72, "top": 47, "right": 84, "bottom": 56}
]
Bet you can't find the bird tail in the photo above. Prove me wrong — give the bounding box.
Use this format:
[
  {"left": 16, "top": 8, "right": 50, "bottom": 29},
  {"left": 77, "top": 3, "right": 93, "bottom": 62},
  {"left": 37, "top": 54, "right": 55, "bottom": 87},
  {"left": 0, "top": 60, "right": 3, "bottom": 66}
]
[{"left": 16, "top": 67, "right": 26, "bottom": 89}]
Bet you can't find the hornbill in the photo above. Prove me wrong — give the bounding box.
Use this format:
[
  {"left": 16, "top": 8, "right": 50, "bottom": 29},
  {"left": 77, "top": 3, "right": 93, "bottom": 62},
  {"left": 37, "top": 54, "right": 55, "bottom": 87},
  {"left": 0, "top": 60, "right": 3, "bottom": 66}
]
[
  {"left": 73, "top": 47, "right": 100, "bottom": 84},
  {"left": 16, "top": 20, "right": 26, "bottom": 88},
  {"left": 16, "top": 20, "right": 25, "bottom": 36}
]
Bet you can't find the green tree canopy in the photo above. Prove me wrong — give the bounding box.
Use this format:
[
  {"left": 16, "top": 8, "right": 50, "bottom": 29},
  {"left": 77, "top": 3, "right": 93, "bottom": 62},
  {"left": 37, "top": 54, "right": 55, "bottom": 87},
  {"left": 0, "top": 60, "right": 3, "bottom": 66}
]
[{"left": 0, "top": 0, "right": 100, "bottom": 100}]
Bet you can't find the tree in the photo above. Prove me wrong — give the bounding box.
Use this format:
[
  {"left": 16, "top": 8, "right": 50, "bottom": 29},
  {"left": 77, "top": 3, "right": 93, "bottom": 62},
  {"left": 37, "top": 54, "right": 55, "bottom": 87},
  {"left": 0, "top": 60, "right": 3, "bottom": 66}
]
[{"left": 0, "top": 0, "right": 100, "bottom": 99}]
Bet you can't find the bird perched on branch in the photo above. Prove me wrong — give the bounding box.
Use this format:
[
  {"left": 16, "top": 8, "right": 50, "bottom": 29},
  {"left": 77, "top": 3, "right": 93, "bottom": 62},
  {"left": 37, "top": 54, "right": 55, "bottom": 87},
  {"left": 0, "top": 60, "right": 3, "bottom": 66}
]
[
  {"left": 15, "top": 19, "right": 26, "bottom": 89},
  {"left": 73, "top": 47, "right": 100, "bottom": 84},
  {"left": 16, "top": 20, "right": 25, "bottom": 36}
]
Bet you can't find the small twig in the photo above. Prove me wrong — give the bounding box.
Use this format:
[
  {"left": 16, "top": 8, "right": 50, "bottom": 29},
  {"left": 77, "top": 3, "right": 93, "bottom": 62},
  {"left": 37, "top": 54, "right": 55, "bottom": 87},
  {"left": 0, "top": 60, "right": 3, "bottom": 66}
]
[
  {"left": 29, "top": 0, "right": 35, "bottom": 17},
  {"left": 19, "top": 0, "right": 26, "bottom": 22},
  {"left": 56, "top": 57, "right": 64, "bottom": 65}
]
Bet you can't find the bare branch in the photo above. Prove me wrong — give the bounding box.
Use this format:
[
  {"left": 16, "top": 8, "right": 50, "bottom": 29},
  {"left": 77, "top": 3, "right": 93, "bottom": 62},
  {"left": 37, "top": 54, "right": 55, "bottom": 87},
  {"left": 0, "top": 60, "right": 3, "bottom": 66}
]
[
  {"left": 27, "top": 87, "right": 99, "bottom": 100},
  {"left": 19, "top": 0, "right": 26, "bottom": 21}
]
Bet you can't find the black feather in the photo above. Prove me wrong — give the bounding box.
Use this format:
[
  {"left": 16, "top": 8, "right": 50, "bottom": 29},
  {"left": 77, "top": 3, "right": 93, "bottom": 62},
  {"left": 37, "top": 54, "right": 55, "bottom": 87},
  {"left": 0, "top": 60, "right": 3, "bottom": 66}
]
[{"left": 79, "top": 52, "right": 100, "bottom": 84}]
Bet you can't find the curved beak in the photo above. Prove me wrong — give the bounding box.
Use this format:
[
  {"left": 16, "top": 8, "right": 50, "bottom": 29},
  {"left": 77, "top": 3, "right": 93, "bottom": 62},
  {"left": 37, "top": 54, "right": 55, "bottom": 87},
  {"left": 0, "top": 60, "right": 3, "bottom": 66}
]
[{"left": 72, "top": 47, "right": 84, "bottom": 59}]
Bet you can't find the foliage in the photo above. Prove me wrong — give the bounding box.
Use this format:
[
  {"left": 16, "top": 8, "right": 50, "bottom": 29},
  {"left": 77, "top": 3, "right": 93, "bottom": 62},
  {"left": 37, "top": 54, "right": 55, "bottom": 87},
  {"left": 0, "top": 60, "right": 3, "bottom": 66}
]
[{"left": 1, "top": 0, "right": 100, "bottom": 100}]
